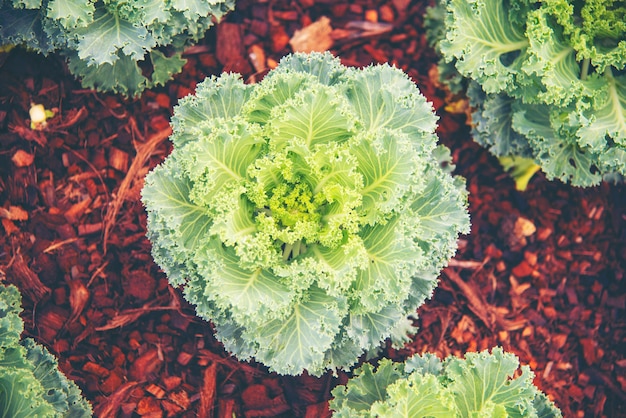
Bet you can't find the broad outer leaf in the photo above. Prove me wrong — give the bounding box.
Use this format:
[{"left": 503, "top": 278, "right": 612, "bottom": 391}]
[
  {"left": 439, "top": 0, "right": 530, "bottom": 94},
  {"left": 0, "top": 285, "right": 92, "bottom": 417},
  {"left": 76, "top": 9, "right": 155, "bottom": 65}
]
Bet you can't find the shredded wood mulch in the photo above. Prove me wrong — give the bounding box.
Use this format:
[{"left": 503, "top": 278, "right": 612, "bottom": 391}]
[{"left": 0, "top": 1, "right": 624, "bottom": 417}]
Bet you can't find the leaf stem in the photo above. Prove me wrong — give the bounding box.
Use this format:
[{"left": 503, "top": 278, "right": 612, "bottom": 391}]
[
  {"left": 580, "top": 58, "right": 590, "bottom": 80},
  {"left": 282, "top": 240, "right": 306, "bottom": 261},
  {"left": 282, "top": 243, "right": 293, "bottom": 262},
  {"left": 293, "top": 240, "right": 301, "bottom": 258}
]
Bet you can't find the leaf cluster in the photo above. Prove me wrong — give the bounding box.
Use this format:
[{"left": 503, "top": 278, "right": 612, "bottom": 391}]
[
  {"left": 0, "top": 0, "right": 235, "bottom": 96},
  {"left": 0, "top": 284, "right": 92, "bottom": 417},
  {"left": 429, "top": 0, "right": 626, "bottom": 187},
  {"left": 142, "top": 52, "right": 470, "bottom": 376},
  {"left": 330, "top": 347, "right": 562, "bottom": 417}
]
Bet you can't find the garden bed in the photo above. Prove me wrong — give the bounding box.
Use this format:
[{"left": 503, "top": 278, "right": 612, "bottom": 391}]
[{"left": 0, "top": 0, "right": 624, "bottom": 416}]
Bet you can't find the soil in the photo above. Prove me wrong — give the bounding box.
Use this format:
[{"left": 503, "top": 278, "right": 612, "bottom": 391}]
[{"left": 0, "top": 1, "right": 624, "bottom": 417}]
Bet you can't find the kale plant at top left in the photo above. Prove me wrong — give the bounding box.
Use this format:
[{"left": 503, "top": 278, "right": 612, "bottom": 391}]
[{"left": 0, "top": 0, "right": 235, "bottom": 96}]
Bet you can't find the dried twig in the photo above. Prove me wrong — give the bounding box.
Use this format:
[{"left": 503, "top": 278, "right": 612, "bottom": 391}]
[
  {"left": 93, "top": 382, "right": 140, "bottom": 417},
  {"left": 198, "top": 362, "right": 217, "bottom": 417},
  {"left": 444, "top": 268, "right": 496, "bottom": 330},
  {"left": 102, "top": 127, "right": 172, "bottom": 253}
]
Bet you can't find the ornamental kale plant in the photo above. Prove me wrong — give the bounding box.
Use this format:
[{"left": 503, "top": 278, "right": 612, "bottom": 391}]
[
  {"left": 429, "top": 0, "right": 626, "bottom": 187},
  {"left": 330, "top": 347, "right": 562, "bottom": 417},
  {"left": 0, "top": 284, "right": 92, "bottom": 417},
  {"left": 0, "top": 0, "right": 235, "bottom": 96},
  {"left": 142, "top": 52, "right": 470, "bottom": 376}
]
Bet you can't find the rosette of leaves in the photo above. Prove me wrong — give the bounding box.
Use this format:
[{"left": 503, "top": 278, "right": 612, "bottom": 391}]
[
  {"left": 142, "top": 52, "right": 470, "bottom": 376},
  {"left": 330, "top": 347, "right": 562, "bottom": 417},
  {"left": 427, "top": 0, "right": 626, "bottom": 187},
  {"left": 0, "top": 0, "right": 235, "bottom": 96},
  {"left": 0, "top": 284, "right": 92, "bottom": 417}
]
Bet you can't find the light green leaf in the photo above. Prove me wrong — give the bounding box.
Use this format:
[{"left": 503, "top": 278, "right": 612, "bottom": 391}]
[
  {"left": 269, "top": 84, "right": 354, "bottom": 154},
  {"left": 440, "top": 0, "right": 530, "bottom": 93},
  {"left": 137, "top": 0, "right": 172, "bottom": 24},
  {"left": 307, "top": 236, "right": 368, "bottom": 296},
  {"left": 467, "top": 82, "right": 532, "bottom": 157},
  {"left": 0, "top": 8, "right": 56, "bottom": 54},
  {"left": 404, "top": 352, "right": 444, "bottom": 375},
  {"left": 0, "top": 366, "right": 56, "bottom": 418},
  {"left": 345, "top": 64, "right": 438, "bottom": 138},
  {"left": 330, "top": 359, "right": 405, "bottom": 417},
  {"left": 245, "top": 72, "right": 309, "bottom": 124},
  {"left": 296, "top": 142, "right": 363, "bottom": 246},
  {"left": 67, "top": 52, "right": 147, "bottom": 97},
  {"left": 348, "top": 305, "right": 406, "bottom": 351},
  {"left": 182, "top": 120, "right": 265, "bottom": 201},
  {"left": 76, "top": 9, "right": 155, "bottom": 65},
  {"left": 352, "top": 216, "right": 422, "bottom": 311},
  {"left": 47, "top": 0, "right": 94, "bottom": 28},
  {"left": 540, "top": 0, "right": 626, "bottom": 73},
  {"left": 370, "top": 373, "right": 454, "bottom": 418},
  {"left": 172, "top": 73, "right": 252, "bottom": 147},
  {"left": 410, "top": 168, "right": 470, "bottom": 270},
  {"left": 171, "top": 0, "right": 214, "bottom": 19},
  {"left": 446, "top": 348, "right": 537, "bottom": 417},
  {"left": 194, "top": 243, "right": 293, "bottom": 320},
  {"left": 210, "top": 195, "right": 258, "bottom": 247},
  {"left": 272, "top": 51, "right": 347, "bottom": 86},
  {"left": 525, "top": 7, "right": 609, "bottom": 108},
  {"left": 143, "top": 158, "right": 212, "bottom": 251},
  {"left": 576, "top": 70, "right": 626, "bottom": 151},
  {"left": 0, "top": 285, "right": 24, "bottom": 347},
  {"left": 253, "top": 286, "right": 345, "bottom": 375},
  {"left": 245, "top": 151, "right": 291, "bottom": 207},
  {"left": 599, "top": 147, "right": 626, "bottom": 179},
  {"left": 352, "top": 132, "right": 423, "bottom": 222},
  {"left": 0, "top": 285, "right": 92, "bottom": 417},
  {"left": 323, "top": 334, "right": 366, "bottom": 375},
  {"left": 513, "top": 104, "right": 604, "bottom": 186},
  {"left": 142, "top": 158, "right": 213, "bottom": 285},
  {"left": 149, "top": 50, "right": 187, "bottom": 87}
]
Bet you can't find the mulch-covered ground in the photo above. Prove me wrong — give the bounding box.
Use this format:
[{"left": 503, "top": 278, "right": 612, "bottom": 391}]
[{"left": 0, "top": 0, "right": 624, "bottom": 417}]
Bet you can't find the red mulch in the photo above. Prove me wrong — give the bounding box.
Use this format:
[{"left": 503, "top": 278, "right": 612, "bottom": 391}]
[{"left": 0, "top": 1, "right": 624, "bottom": 417}]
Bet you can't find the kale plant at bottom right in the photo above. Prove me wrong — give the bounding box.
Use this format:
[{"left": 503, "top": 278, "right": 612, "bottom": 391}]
[{"left": 330, "top": 347, "right": 562, "bottom": 417}]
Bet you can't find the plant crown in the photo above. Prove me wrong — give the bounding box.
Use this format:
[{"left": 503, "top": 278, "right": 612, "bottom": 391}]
[
  {"left": 0, "top": 284, "right": 92, "bottom": 417},
  {"left": 330, "top": 347, "right": 562, "bottom": 417},
  {"left": 429, "top": 0, "right": 626, "bottom": 187},
  {"left": 0, "top": 0, "right": 235, "bottom": 96},
  {"left": 142, "top": 52, "right": 470, "bottom": 376}
]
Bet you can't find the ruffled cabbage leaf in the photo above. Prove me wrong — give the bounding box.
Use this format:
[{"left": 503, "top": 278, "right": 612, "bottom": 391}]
[
  {"left": 428, "top": 0, "right": 626, "bottom": 187},
  {"left": 330, "top": 347, "right": 562, "bottom": 418},
  {"left": 0, "top": 0, "right": 235, "bottom": 96},
  {"left": 142, "top": 52, "right": 470, "bottom": 376},
  {"left": 0, "top": 284, "right": 92, "bottom": 417}
]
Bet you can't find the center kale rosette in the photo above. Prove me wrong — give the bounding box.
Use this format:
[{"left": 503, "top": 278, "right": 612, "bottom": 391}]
[{"left": 142, "top": 52, "right": 470, "bottom": 376}]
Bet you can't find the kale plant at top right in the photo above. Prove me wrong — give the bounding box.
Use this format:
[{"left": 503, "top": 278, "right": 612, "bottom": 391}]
[{"left": 428, "top": 0, "right": 625, "bottom": 188}]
